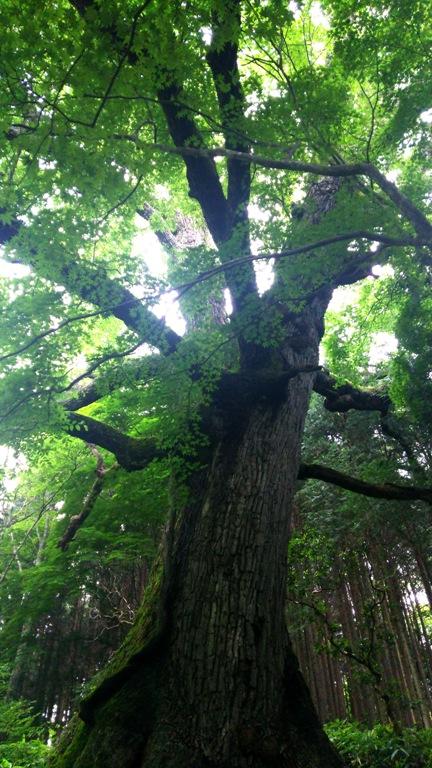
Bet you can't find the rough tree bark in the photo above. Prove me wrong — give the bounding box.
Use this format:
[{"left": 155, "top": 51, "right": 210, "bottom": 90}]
[{"left": 50, "top": 291, "right": 346, "bottom": 768}]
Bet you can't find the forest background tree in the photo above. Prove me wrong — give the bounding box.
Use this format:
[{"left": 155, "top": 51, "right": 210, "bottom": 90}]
[{"left": 0, "top": 1, "right": 431, "bottom": 766}]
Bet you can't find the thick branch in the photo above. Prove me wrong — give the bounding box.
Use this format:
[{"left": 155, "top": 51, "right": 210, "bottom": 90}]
[
  {"left": 62, "top": 381, "right": 101, "bottom": 412},
  {"left": 58, "top": 445, "right": 118, "bottom": 550},
  {"left": 69, "top": 0, "right": 257, "bottom": 310},
  {"left": 206, "top": 0, "right": 251, "bottom": 213},
  {"left": 329, "top": 245, "right": 384, "bottom": 288},
  {"left": 0, "top": 221, "right": 180, "bottom": 354},
  {"left": 66, "top": 412, "right": 164, "bottom": 470},
  {"left": 136, "top": 143, "right": 432, "bottom": 239},
  {"left": 58, "top": 261, "right": 181, "bottom": 353},
  {"left": 157, "top": 83, "right": 257, "bottom": 312},
  {"left": 62, "top": 354, "right": 162, "bottom": 411},
  {"left": 157, "top": 83, "right": 230, "bottom": 246},
  {"left": 299, "top": 462, "right": 432, "bottom": 504},
  {"left": 138, "top": 204, "right": 178, "bottom": 251},
  {"left": 314, "top": 370, "right": 391, "bottom": 414},
  {"left": 204, "top": 2, "right": 265, "bottom": 311},
  {"left": 380, "top": 414, "right": 416, "bottom": 463},
  {"left": 154, "top": 4, "right": 257, "bottom": 309},
  {"left": 2, "top": 229, "right": 400, "bottom": 374},
  {"left": 0, "top": 211, "right": 20, "bottom": 243},
  {"left": 367, "top": 164, "right": 432, "bottom": 240},
  {"left": 174, "top": 232, "right": 418, "bottom": 300},
  {"left": 67, "top": 0, "right": 229, "bottom": 243}
]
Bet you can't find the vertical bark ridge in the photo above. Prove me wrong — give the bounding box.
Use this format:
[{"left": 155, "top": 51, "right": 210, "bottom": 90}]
[
  {"left": 50, "top": 298, "right": 343, "bottom": 768},
  {"left": 137, "top": 299, "right": 341, "bottom": 767}
]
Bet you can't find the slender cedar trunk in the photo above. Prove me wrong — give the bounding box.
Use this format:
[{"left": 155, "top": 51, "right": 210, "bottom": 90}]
[
  {"left": 51, "top": 297, "right": 344, "bottom": 768},
  {"left": 8, "top": 517, "right": 51, "bottom": 701},
  {"left": 413, "top": 545, "right": 432, "bottom": 610},
  {"left": 7, "top": 619, "right": 33, "bottom": 700},
  {"left": 403, "top": 589, "right": 432, "bottom": 728}
]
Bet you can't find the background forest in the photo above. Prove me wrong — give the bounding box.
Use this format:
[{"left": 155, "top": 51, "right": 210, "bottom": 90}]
[{"left": 0, "top": 0, "right": 431, "bottom": 766}]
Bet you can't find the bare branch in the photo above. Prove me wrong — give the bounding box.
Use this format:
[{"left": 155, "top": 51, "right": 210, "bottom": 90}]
[
  {"left": 58, "top": 445, "right": 119, "bottom": 550},
  {"left": 124, "top": 141, "right": 432, "bottom": 239},
  {"left": 66, "top": 412, "right": 164, "bottom": 470},
  {"left": 87, "top": 2, "right": 152, "bottom": 129},
  {"left": 173, "top": 232, "right": 416, "bottom": 301},
  {"left": 314, "top": 371, "right": 391, "bottom": 414},
  {"left": 298, "top": 462, "right": 432, "bottom": 504},
  {"left": 98, "top": 174, "right": 143, "bottom": 224}
]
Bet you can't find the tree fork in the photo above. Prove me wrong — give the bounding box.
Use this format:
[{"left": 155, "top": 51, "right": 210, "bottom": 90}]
[{"left": 50, "top": 313, "right": 345, "bottom": 767}]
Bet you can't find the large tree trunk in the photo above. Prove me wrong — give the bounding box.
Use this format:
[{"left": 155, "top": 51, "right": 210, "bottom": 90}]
[{"left": 50, "top": 298, "right": 343, "bottom": 768}]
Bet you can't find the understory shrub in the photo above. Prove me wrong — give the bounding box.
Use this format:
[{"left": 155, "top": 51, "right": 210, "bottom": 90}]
[
  {"left": 0, "top": 667, "right": 50, "bottom": 768},
  {"left": 326, "top": 720, "right": 432, "bottom": 768}
]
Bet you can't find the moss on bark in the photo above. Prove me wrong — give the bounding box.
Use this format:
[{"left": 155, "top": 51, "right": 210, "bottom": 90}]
[
  {"left": 49, "top": 561, "right": 166, "bottom": 768},
  {"left": 49, "top": 346, "right": 345, "bottom": 767}
]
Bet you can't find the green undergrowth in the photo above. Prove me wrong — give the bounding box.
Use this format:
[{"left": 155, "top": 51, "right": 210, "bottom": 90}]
[
  {"left": 3, "top": 683, "right": 432, "bottom": 768},
  {"left": 43, "top": 718, "right": 432, "bottom": 768},
  {"left": 325, "top": 720, "right": 432, "bottom": 768},
  {"left": 0, "top": 667, "right": 50, "bottom": 768}
]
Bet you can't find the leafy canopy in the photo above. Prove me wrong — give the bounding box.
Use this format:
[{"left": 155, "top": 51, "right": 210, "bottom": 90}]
[{"left": 0, "top": 0, "right": 431, "bottom": 686}]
